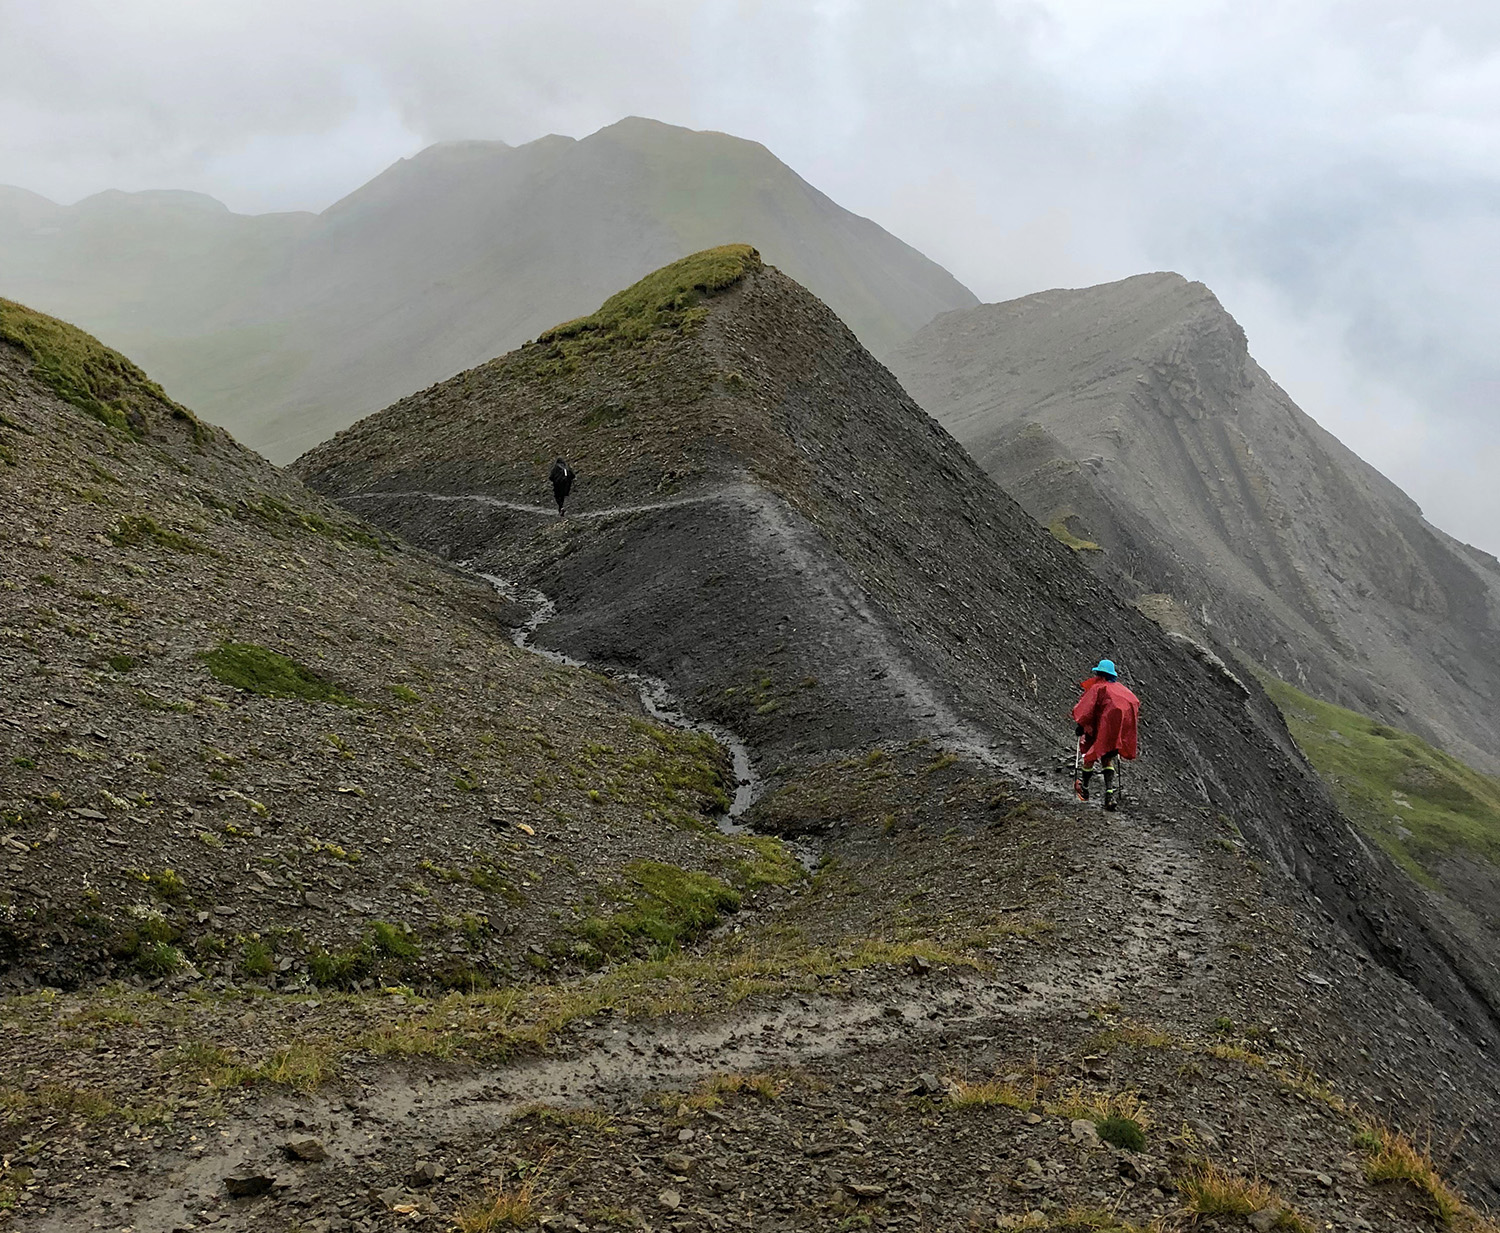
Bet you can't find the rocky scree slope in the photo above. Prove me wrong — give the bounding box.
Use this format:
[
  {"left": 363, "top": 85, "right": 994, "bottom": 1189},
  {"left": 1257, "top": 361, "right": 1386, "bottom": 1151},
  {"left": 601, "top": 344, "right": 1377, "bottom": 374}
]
[
  {"left": 889, "top": 272, "right": 1500, "bottom": 782},
  {"left": 298, "top": 249, "right": 1500, "bottom": 1194},
  {"left": 0, "top": 285, "right": 1493, "bottom": 1230},
  {"left": 0, "top": 298, "right": 777, "bottom": 994},
  {"left": 0, "top": 117, "right": 976, "bottom": 462}
]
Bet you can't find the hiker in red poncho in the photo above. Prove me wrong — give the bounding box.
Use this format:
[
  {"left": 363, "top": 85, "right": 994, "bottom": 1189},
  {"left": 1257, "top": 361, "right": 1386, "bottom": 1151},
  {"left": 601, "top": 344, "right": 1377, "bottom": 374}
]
[{"left": 1072, "top": 659, "right": 1139, "bottom": 812}]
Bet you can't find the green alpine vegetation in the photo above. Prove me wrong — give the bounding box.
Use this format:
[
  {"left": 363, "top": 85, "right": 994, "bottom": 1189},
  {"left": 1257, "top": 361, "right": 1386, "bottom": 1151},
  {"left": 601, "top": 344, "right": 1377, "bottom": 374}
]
[
  {"left": 539, "top": 244, "right": 759, "bottom": 351},
  {"left": 574, "top": 860, "right": 742, "bottom": 962},
  {"left": 200, "top": 641, "right": 352, "bottom": 705},
  {"left": 1263, "top": 675, "right": 1500, "bottom": 882},
  {"left": 0, "top": 297, "right": 198, "bottom": 438}
]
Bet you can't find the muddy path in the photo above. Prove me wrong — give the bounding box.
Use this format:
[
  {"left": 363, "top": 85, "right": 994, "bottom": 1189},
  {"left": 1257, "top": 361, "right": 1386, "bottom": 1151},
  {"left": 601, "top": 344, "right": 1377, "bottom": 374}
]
[{"left": 25, "top": 806, "right": 1213, "bottom": 1233}]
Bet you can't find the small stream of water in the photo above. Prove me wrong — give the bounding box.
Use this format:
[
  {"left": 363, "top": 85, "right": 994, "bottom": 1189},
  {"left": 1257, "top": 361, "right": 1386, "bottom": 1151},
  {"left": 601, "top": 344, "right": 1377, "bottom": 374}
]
[{"left": 470, "top": 569, "right": 760, "bottom": 826}]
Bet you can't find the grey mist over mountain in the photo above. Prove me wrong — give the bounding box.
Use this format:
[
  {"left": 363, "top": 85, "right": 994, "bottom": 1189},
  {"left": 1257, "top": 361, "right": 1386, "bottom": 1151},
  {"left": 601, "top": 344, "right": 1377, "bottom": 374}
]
[
  {"left": 890, "top": 273, "right": 1500, "bottom": 777},
  {"left": 0, "top": 117, "right": 976, "bottom": 462}
]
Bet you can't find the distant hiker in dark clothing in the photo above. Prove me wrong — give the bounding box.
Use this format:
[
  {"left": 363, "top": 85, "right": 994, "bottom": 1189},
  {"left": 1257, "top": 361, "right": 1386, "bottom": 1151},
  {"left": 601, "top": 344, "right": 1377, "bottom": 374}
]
[
  {"left": 549, "top": 458, "right": 574, "bottom": 517},
  {"left": 1072, "top": 659, "right": 1140, "bottom": 812}
]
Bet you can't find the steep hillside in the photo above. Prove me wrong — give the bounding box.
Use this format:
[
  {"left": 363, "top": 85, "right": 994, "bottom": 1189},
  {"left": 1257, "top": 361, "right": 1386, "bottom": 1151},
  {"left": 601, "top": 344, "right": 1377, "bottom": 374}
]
[
  {"left": 299, "top": 248, "right": 1500, "bottom": 1214},
  {"left": 0, "top": 297, "right": 778, "bottom": 998},
  {"left": 5, "top": 288, "right": 1500, "bottom": 1230},
  {"left": 0, "top": 118, "right": 976, "bottom": 461},
  {"left": 1263, "top": 674, "right": 1500, "bottom": 940},
  {"left": 889, "top": 274, "right": 1500, "bottom": 782}
]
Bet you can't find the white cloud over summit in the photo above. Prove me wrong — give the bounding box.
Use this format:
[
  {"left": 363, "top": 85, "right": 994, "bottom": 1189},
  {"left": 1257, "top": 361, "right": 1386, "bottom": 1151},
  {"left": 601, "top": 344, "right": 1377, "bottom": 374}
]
[{"left": 2, "top": 0, "right": 1498, "bottom": 550}]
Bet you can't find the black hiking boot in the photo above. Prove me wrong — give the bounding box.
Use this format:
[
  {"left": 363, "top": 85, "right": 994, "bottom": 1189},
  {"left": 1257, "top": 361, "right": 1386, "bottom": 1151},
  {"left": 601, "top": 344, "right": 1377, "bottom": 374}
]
[{"left": 1103, "top": 795, "right": 1117, "bottom": 813}]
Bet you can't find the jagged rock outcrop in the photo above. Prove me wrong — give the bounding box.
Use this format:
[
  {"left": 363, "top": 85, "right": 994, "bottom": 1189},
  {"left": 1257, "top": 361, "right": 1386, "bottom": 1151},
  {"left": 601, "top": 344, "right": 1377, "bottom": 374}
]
[{"left": 890, "top": 272, "right": 1500, "bottom": 779}]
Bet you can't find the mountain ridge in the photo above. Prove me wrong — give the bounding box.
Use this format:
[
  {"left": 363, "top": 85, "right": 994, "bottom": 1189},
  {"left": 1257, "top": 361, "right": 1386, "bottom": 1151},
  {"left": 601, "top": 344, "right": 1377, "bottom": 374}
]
[
  {"left": 4, "top": 272, "right": 1500, "bottom": 1225},
  {"left": 890, "top": 272, "right": 1500, "bottom": 779},
  {"left": 0, "top": 117, "right": 977, "bottom": 461}
]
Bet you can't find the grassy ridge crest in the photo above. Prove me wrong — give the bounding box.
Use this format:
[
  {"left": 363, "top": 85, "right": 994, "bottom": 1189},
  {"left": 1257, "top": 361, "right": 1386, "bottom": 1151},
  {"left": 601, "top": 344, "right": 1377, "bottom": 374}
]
[
  {"left": 538, "top": 244, "right": 760, "bottom": 348},
  {"left": 0, "top": 297, "right": 201, "bottom": 439}
]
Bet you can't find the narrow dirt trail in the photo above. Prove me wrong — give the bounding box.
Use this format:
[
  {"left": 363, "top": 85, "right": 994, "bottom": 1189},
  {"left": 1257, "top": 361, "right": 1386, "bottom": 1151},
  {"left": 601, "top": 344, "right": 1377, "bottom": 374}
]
[
  {"left": 38, "top": 810, "right": 1210, "bottom": 1233},
  {"left": 343, "top": 486, "right": 1023, "bottom": 783}
]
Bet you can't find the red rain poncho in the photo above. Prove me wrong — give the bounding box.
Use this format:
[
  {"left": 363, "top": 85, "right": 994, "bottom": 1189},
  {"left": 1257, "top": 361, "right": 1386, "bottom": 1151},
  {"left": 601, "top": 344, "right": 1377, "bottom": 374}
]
[{"left": 1072, "top": 678, "right": 1140, "bottom": 764}]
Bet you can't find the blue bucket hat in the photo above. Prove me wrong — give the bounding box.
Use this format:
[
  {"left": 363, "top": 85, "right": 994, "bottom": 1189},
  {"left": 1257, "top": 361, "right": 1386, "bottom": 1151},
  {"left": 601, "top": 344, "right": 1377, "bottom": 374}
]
[{"left": 1093, "top": 659, "right": 1118, "bottom": 678}]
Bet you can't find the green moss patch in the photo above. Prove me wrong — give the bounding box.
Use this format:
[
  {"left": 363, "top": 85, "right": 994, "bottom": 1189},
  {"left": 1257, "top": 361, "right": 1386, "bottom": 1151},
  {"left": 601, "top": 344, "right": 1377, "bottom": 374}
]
[
  {"left": 575, "top": 861, "right": 741, "bottom": 962},
  {"left": 109, "top": 514, "right": 210, "bottom": 555},
  {"left": 0, "top": 298, "right": 201, "bottom": 439},
  {"left": 624, "top": 720, "right": 733, "bottom": 820},
  {"left": 201, "top": 641, "right": 351, "bottom": 705},
  {"left": 539, "top": 245, "right": 759, "bottom": 351},
  {"left": 1263, "top": 675, "right": 1500, "bottom": 882},
  {"left": 1047, "top": 512, "right": 1102, "bottom": 553},
  {"left": 235, "top": 494, "right": 383, "bottom": 549}
]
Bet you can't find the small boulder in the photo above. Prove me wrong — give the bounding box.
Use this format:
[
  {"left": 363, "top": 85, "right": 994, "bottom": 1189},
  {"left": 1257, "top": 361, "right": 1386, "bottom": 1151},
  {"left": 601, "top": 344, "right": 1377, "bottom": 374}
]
[
  {"left": 913, "top": 1073, "right": 944, "bottom": 1096},
  {"left": 658, "top": 1188, "right": 681, "bottom": 1210},
  {"left": 1249, "top": 1206, "right": 1286, "bottom": 1233},
  {"left": 225, "top": 1172, "right": 274, "bottom": 1198},
  {"left": 662, "top": 1152, "right": 696, "bottom": 1176},
  {"left": 408, "top": 1160, "right": 445, "bottom": 1188},
  {"left": 284, "top": 1137, "right": 327, "bottom": 1163},
  {"left": 1070, "top": 1118, "right": 1100, "bottom": 1146}
]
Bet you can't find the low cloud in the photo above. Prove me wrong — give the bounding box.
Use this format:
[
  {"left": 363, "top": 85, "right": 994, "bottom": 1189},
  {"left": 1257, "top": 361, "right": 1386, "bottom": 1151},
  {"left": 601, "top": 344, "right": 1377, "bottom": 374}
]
[{"left": 3, "top": 0, "right": 1497, "bottom": 550}]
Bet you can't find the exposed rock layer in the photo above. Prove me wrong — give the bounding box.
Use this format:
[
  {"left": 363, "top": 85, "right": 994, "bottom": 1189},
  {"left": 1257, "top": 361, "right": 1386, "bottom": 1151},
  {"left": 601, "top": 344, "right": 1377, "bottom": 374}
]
[{"left": 890, "top": 272, "right": 1500, "bottom": 780}]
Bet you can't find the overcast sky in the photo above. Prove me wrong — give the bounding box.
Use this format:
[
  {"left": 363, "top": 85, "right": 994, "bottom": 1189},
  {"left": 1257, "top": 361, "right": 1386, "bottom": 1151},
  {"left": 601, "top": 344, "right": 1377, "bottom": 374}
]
[{"left": 2, "top": 0, "right": 1498, "bottom": 553}]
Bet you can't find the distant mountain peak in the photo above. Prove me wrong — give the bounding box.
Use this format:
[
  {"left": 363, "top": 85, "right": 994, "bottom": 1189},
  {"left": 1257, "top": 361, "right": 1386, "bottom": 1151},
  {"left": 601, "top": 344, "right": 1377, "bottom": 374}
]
[
  {"left": 74, "top": 188, "right": 229, "bottom": 213},
  {"left": 892, "top": 273, "right": 1500, "bottom": 777}
]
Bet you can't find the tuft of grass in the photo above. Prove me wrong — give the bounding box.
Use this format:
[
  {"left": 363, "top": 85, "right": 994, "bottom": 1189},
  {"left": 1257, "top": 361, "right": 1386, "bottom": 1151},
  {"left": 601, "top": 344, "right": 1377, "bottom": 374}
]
[
  {"left": 359, "top": 1021, "right": 456, "bottom": 1060},
  {"left": 1177, "top": 1162, "right": 1273, "bottom": 1216},
  {"left": 574, "top": 861, "right": 740, "bottom": 962},
  {"left": 166, "top": 1041, "right": 253, "bottom": 1089},
  {"left": 135, "top": 942, "right": 183, "bottom": 977},
  {"left": 201, "top": 640, "right": 351, "bottom": 704},
  {"left": 109, "top": 514, "right": 209, "bottom": 554},
  {"left": 147, "top": 868, "right": 187, "bottom": 901},
  {"left": 1048, "top": 1084, "right": 1154, "bottom": 1130},
  {"left": 455, "top": 1179, "right": 544, "bottom": 1232},
  {"left": 662, "top": 1072, "right": 786, "bottom": 1113},
  {"left": 945, "top": 1073, "right": 1047, "bottom": 1111},
  {"left": 513, "top": 1103, "right": 617, "bottom": 1132},
  {"left": 1359, "top": 1124, "right": 1469, "bottom": 1224},
  {"left": 107, "top": 654, "right": 137, "bottom": 673},
  {"left": 0, "top": 297, "right": 200, "bottom": 437},
  {"left": 242, "top": 939, "right": 275, "bottom": 978},
  {"left": 389, "top": 683, "right": 421, "bottom": 703},
  {"left": 1263, "top": 674, "right": 1500, "bottom": 884},
  {"left": 370, "top": 920, "right": 421, "bottom": 959},
  {"left": 539, "top": 245, "right": 759, "bottom": 353},
  {"left": 308, "top": 945, "right": 374, "bottom": 987},
  {"left": 1095, "top": 1115, "right": 1147, "bottom": 1151},
  {"left": 1086, "top": 1020, "right": 1175, "bottom": 1051},
  {"left": 1047, "top": 512, "right": 1102, "bottom": 553},
  {"left": 256, "top": 1042, "right": 338, "bottom": 1091}
]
